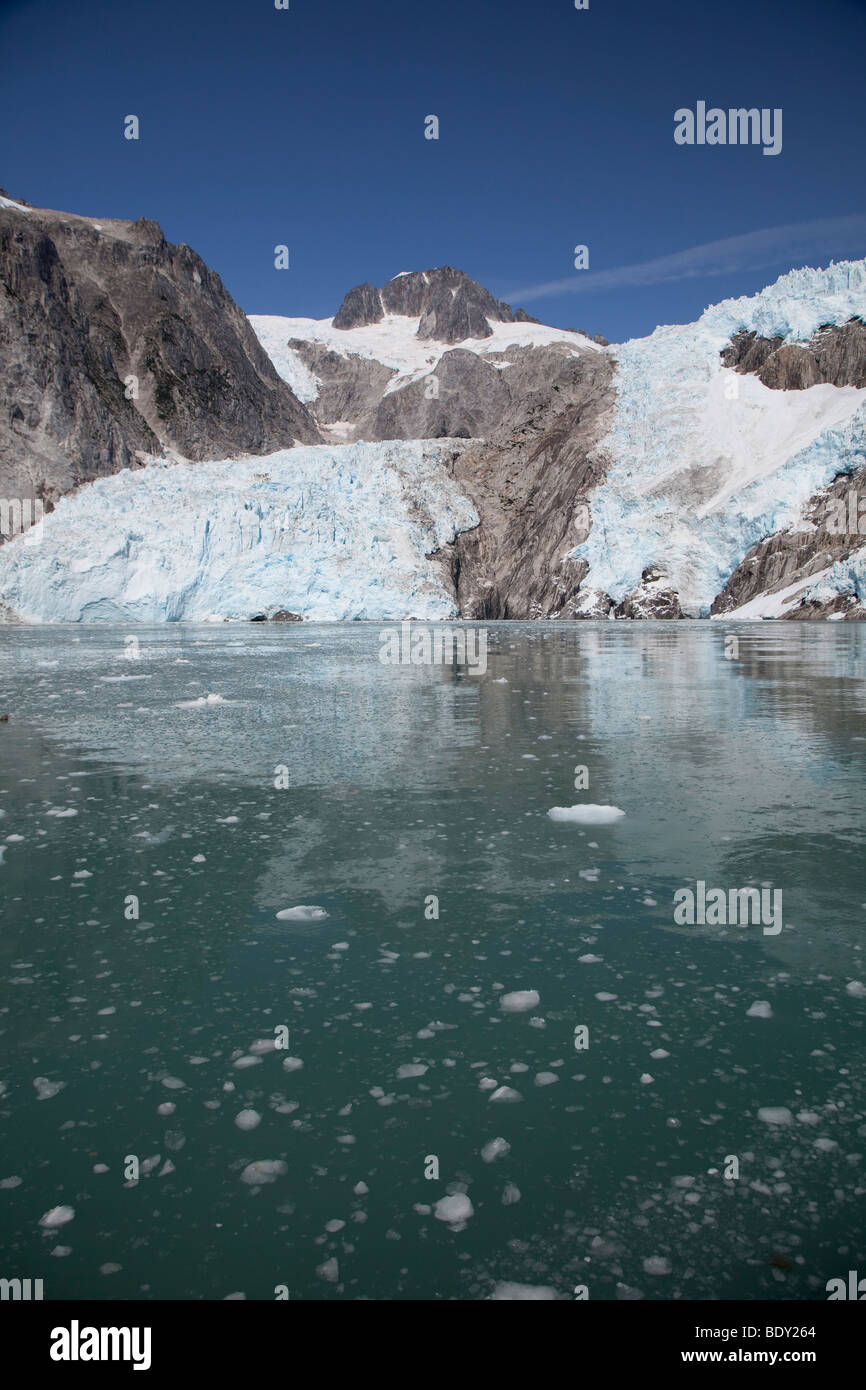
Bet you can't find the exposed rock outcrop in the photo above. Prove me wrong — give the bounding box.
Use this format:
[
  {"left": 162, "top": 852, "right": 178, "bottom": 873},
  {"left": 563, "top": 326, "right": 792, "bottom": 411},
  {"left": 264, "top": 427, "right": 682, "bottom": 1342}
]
[
  {"left": 614, "top": 567, "right": 683, "bottom": 619},
  {"left": 331, "top": 266, "right": 540, "bottom": 344},
  {"left": 431, "top": 346, "right": 617, "bottom": 619},
  {"left": 710, "top": 464, "right": 866, "bottom": 616},
  {"left": 0, "top": 198, "right": 319, "bottom": 517},
  {"left": 720, "top": 318, "right": 866, "bottom": 389}
]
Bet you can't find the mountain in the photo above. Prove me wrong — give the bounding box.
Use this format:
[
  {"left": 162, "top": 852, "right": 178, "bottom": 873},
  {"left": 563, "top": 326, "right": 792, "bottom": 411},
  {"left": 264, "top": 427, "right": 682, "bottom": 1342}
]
[
  {"left": 0, "top": 192, "right": 319, "bottom": 516},
  {"left": 1, "top": 192, "right": 865, "bottom": 622}
]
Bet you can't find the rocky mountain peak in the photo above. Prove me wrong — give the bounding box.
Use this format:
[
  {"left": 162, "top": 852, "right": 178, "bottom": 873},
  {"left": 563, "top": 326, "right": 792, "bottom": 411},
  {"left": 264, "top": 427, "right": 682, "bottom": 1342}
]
[{"left": 331, "top": 266, "right": 540, "bottom": 343}]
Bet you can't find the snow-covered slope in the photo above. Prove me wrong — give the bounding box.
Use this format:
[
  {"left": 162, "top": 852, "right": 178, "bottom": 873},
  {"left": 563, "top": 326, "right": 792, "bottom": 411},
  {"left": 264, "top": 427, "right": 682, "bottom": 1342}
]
[
  {"left": 249, "top": 311, "right": 603, "bottom": 403},
  {"left": 570, "top": 261, "right": 866, "bottom": 615},
  {"left": 0, "top": 442, "right": 477, "bottom": 622}
]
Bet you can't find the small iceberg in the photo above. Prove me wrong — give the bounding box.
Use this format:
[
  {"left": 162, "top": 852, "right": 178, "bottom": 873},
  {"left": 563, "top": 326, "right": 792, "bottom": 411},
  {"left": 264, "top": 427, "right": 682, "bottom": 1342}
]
[
  {"left": 276, "top": 905, "right": 329, "bottom": 922},
  {"left": 547, "top": 804, "right": 625, "bottom": 824}
]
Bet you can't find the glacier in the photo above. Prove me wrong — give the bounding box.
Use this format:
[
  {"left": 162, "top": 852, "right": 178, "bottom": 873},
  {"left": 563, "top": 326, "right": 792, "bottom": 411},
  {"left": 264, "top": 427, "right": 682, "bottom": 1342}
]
[
  {"left": 571, "top": 259, "right": 866, "bottom": 615},
  {"left": 0, "top": 441, "right": 478, "bottom": 622}
]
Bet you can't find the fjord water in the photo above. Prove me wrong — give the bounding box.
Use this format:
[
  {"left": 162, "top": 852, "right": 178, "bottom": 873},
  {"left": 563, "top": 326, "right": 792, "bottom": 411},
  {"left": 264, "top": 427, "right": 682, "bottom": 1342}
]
[{"left": 0, "top": 622, "right": 864, "bottom": 1302}]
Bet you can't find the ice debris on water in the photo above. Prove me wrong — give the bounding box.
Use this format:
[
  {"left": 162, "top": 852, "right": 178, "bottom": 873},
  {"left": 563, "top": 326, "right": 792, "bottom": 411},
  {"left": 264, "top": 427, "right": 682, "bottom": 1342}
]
[
  {"left": 240, "top": 1160, "right": 287, "bottom": 1185},
  {"left": 547, "top": 805, "right": 625, "bottom": 824},
  {"left": 500, "top": 989, "right": 540, "bottom": 1013},
  {"left": 276, "top": 905, "right": 329, "bottom": 922},
  {"left": 434, "top": 1194, "right": 473, "bottom": 1226},
  {"left": 480, "top": 1137, "right": 510, "bottom": 1163},
  {"left": 39, "top": 1205, "right": 75, "bottom": 1228}
]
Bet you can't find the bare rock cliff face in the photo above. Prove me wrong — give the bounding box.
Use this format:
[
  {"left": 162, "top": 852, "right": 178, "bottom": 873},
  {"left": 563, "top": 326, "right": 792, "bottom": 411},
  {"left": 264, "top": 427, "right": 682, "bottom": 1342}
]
[
  {"left": 0, "top": 197, "right": 319, "bottom": 513},
  {"left": 432, "top": 347, "right": 617, "bottom": 618},
  {"left": 331, "top": 266, "right": 540, "bottom": 341},
  {"left": 711, "top": 464, "right": 866, "bottom": 618},
  {"left": 720, "top": 318, "right": 866, "bottom": 390}
]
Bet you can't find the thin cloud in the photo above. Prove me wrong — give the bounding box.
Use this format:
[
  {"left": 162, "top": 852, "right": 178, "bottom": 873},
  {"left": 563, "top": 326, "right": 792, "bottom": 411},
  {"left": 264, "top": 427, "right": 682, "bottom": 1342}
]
[{"left": 504, "top": 215, "right": 866, "bottom": 303}]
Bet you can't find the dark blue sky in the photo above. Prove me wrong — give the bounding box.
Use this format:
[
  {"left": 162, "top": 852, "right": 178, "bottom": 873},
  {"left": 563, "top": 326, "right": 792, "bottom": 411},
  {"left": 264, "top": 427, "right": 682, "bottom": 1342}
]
[{"left": 1, "top": 0, "right": 864, "bottom": 341}]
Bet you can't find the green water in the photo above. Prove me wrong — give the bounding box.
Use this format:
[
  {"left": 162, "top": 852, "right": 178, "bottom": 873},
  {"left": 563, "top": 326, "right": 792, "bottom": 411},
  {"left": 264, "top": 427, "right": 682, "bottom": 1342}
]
[{"left": 0, "top": 622, "right": 864, "bottom": 1300}]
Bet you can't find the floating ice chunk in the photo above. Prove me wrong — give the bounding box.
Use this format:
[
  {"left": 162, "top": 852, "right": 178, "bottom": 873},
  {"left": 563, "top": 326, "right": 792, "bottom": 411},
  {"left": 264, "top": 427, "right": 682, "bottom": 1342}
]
[
  {"left": 547, "top": 805, "right": 625, "bottom": 824},
  {"left": 276, "top": 905, "right": 329, "bottom": 922},
  {"left": 490, "top": 1282, "right": 557, "bottom": 1299},
  {"left": 235, "top": 1109, "right": 262, "bottom": 1131},
  {"left": 642, "top": 1256, "right": 672, "bottom": 1275},
  {"left": 161, "top": 1076, "right": 185, "bottom": 1089},
  {"left": 595, "top": 992, "right": 617, "bottom": 1002},
  {"left": 176, "top": 693, "right": 231, "bottom": 709},
  {"left": 46, "top": 808, "right": 77, "bottom": 817},
  {"left": 93, "top": 1164, "right": 109, "bottom": 1174},
  {"left": 248, "top": 1039, "right": 278, "bottom": 1054},
  {"left": 100, "top": 1263, "right": 122, "bottom": 1275},
  {"left": 33, "top": 1077, "right": 65, "bottom": 1100},
  {"left": 233, "top": 1055, "right": 262, "bottom": 1069},
  {"left": 73, "top": 870, "right": 92, "bottom": 879},
  {"left": 845, "top": 980, "right": 866, "bottom": 998},
  {"left": 325, "top": 1219, "right": 345, "bottom": 1233},
  {"left": 535, "top": 1072, "right": 559, "bottom": 1086},
  {"left": 353, "top": 1181, "right": 369, "bottom": 1195},
  {"left": 434, "top": 1194, "right": 474, "bottom": 1225},
  {"left": 282, "top": 1056, "right": 304, "bottom": 1072},
  {"left": 489, "top": 1086, "right": 522, "bottom": 1103},
  {"left": 396, "top": 1063, "right": 428, "bottom": 1079},
  {"left": 157, "top": 1103, "right": 175, "bottom": 1116},
  {"left": 747, "top": 1000, "right": 773, "bottom": 1018},
  {"left": 578, "top": 954, "right": 603, "bottom": 964},
  {"left": 0, "top": 1175, "right": 22, "bottom": 1189},
  {"left": 640, "top": 1073, "right": 654, "bottom": 1085},
  {"left": 814, "top": 1137, "right": 838, "bottom": 1152},
  {"left": 240, "top": 1159, "right": 287, "bottom": 1185},
  {"left": 481, "top": 1137, "right": 510, "bottom": 1163},
  {"left": 500, "top": 989, "right": 540, "bottom": 1013},
  {"left": 317, "top": 1257, "right": 339, "bottom": 1282},
  {"left": 502, "top": 1182, "right": 522, "bottom": 1205},
  {"left": 757, "top": 1106, "right": 794, "bottom": 1125},
  {"left": 39, "top": 1205, "right": 75, "bottom": 1228},
  {"left": 192, "top": 854, "right": 206, "bottom": 863},
  {"left": 650, "top": 1049, "right": 670, "bottom": 1060}
]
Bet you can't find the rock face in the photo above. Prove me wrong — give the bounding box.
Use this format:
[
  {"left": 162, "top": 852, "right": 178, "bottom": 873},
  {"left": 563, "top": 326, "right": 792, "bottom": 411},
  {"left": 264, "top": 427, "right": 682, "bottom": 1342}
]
[
  {"left": 614, "top": 568, "right": 683, "bottom": 619},
  {"left": 711, "top": 463, "right": 866, "bottom": 618},
  {"left": 721, "top": 318, "right": 866, "bottom": 389},
  {"left": 331, "top": 267, "right": 540, "bottom": 342},
  {"left": 0, "top": 196, "right": 319, "bottom": 516},
  {"left": 433, "top": 347, "right": 617, "bottom": 619}
]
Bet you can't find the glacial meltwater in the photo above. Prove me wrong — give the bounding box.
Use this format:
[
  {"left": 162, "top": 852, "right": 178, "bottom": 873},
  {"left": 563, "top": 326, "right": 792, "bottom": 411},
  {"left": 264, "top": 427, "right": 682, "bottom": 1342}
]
[{"left": 0, "top": 622, "right": 864, "bottom": 1301}]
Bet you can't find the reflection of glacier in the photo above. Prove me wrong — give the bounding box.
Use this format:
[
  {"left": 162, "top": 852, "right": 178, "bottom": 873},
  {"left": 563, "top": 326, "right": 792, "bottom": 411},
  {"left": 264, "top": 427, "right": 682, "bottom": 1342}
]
[
  {"left": 572, "top": 260, "right": 866, "bottom": 614},
  {"left": 0, "top": 625, "right": 485, "bottom": 791},
  {"left": 0, "top": 441, "right": 477, "bottom": 622}
]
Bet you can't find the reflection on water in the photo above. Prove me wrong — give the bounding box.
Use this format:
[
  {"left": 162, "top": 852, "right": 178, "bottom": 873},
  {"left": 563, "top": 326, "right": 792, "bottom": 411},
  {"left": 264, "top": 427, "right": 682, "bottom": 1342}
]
[{"left": 0, "top": 622, "right": 863, "bottom": 1300}]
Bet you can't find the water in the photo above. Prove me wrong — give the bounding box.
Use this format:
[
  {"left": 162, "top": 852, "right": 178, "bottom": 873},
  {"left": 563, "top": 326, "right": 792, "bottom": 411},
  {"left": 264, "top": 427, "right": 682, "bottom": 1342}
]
[{"left": 0, "top": 621, "right": 864, "bottom": 1301}]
